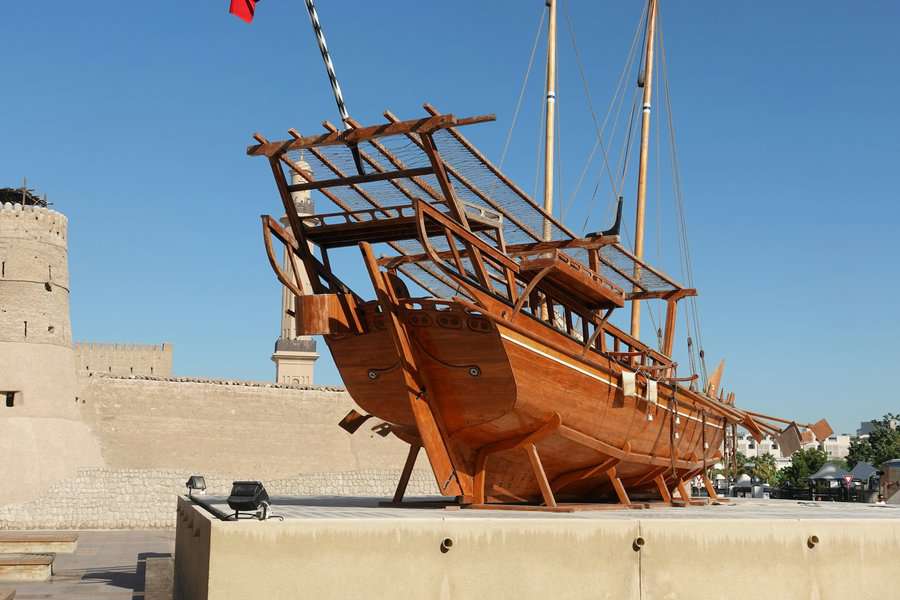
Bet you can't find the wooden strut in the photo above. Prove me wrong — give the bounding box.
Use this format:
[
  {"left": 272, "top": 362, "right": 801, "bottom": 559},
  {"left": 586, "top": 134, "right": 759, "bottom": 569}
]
[
  {"left": 277, "top": 137, "right": 464, "bottom": 300},
  {"left": 359, "top": 242, "right": 466, "bottom": 498},
  {"left": 473, "top": 414, "right": 562, "bottom": 505},
  {"left": 392, "top": 444, "right": 421, "bottom": 504}
]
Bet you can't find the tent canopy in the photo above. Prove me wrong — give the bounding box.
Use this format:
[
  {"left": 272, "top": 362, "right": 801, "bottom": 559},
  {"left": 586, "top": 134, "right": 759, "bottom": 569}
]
[
  {"left": 849, "top": 462, "right": 878, "bottom": 481},
  {"left": 808, "top": 463, "right": 849, "bottom": 481}
]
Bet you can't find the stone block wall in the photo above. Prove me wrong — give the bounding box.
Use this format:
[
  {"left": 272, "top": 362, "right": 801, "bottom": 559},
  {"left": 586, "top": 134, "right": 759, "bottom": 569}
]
[
  {"left": 76, "top": 375, "right": 417, "bottom": 478},
  {"left": 75, "top": 342, "right": 173, "bottom": 378},
  {"left": 0, "top": 467, "right": 437, "bottom": 530},
  {"left": 0, "top": 202, "right": 71, "bottom": 346}
]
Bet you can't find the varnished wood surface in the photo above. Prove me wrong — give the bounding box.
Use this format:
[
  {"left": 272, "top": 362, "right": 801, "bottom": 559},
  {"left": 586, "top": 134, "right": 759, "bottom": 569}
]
[{"left": 327, "top": 299, "right": 725, "bottom": 505}]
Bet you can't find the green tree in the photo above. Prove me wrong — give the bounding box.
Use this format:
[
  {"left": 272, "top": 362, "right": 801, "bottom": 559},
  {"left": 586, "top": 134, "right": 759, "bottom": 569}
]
[
  {"left": 749, "top": 453, "right": 778, "bottom": 484},
  {"left": 846, "top": 414, "right": 900, "bottom": 468},
  {"left": 710, "top": 452, "right": 750, "bottom": 482},
  {"left": 775, "top": 447, "right": 828, "bottom": 488}
]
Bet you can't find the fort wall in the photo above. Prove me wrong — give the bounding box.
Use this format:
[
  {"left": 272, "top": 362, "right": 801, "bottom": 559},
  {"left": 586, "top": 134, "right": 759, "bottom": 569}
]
[
  {"left": 75, "top": 375, "right": 420, "bottom": 478},
  {"left": 75, "top": 342, "right": 173, "bottom": 377},
  {"left": 0, "top": 376, "right": 435, "bottom": 529},
  {"left": 0, "top": 202, "right": 102, "bottom": 505},
  {"left": 0, "top": 201, "right": 433, "bottom": 524}
]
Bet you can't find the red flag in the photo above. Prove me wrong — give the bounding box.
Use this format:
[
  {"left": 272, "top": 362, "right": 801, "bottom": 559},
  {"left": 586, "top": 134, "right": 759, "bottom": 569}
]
[{"left": 229, "top": 0, "right": 258, "bottom": 23}]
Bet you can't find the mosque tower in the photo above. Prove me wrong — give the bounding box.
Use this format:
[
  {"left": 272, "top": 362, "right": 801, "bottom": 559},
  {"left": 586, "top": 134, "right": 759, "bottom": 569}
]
[
  {"left": 0, "top": 186, "right": 101, "bottom": 504},
  {"left": 271, "top": 159, "right": 319, "bottom": 385}
]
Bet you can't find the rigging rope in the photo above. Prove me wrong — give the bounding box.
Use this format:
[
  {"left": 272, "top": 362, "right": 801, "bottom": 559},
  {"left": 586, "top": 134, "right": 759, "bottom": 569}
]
[
  {"left": 565, "top": 2, "right": 648, "bottom": 227},
  {"left": 560, "top": 0, "right": 618, "bottom": 207},
  {"left": 658, "top": 16, "right": 709, "bottom": 386},
  {"left": 500, "top": 8, "right": 546, "bottom": 170},
  {"left": 572, "top": 6, "right": 647, "bottom": 235}
]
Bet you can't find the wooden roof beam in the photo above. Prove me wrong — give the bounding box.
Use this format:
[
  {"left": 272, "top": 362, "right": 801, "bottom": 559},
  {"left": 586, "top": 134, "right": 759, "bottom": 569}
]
[
  {"left": 384, "top": 109, "right": 550, "bottom": 245},
  {"left": 286, "top": 166, "right": 434, "bottom": 193},
  {"left": 423, "top": 103, "right": 577, "bottom": 240},
  {"left": 248, "top": 112, "right": 496, "bottom": 156}
]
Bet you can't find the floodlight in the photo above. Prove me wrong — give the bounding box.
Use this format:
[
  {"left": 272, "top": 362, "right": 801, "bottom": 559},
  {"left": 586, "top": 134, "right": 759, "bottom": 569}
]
[
  {"left": 185, "top": 475, "right": 207, "bottom": 497},
  {"left": 227, "top": 481, "right": 269, "bottom": 517}
]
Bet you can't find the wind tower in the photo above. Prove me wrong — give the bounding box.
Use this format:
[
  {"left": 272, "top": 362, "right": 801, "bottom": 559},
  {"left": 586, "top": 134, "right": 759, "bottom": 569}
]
[{"left": 271, "top": 158, "right": 319, "bottom": 385}]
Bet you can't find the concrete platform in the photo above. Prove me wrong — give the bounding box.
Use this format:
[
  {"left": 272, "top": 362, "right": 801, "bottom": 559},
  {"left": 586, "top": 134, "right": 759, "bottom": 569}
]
[
  {"left": 11, "top": 529, "right": 174, "bottom": 599},
  {"left": 0, "top": 532, "right": 78, "bottom": 554},
  {"left": 175, "top": 495, "right": 900, "bottom": 600},
  {"left": 0, "top": 588, "right": 14, "bottom": 600},
  {"left": 0, "top": 554, "right": 53, "bottom": 583}
]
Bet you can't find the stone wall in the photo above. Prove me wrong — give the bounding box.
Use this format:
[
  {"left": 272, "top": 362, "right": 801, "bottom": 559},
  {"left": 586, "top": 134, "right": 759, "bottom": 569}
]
[
  {"left": 0, "top": 467, "right": 437, "bottom": 530},
  {"left": 0, "top": 202, "right": 103, "bottom": 505},
  {"left": 0, "top": 202, "right": 71, "bottom": 347},
  {"left": 76, "top": 375, "right": 419, "bottom": 478},
  {"left": 75, "top": 342, "right": 173, "bottom": 377}
]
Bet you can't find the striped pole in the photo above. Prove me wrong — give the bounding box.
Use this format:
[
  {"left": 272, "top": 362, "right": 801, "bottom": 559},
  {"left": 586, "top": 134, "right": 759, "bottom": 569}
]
[
  {"left": 303, "top": 0, "right": 363, "bottom": 173},
  {"left": 304, "top": 0, "right": 350, "bottom": 124}
]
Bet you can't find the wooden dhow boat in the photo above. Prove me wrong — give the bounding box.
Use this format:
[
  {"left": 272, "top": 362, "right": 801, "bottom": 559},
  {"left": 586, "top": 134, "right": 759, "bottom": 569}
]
[{"left": 248, "top": 0, "right": 832, "bottom": 510}]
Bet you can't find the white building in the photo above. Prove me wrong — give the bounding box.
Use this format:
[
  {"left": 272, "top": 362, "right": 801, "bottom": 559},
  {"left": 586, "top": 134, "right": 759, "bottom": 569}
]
[{"left": 731, "top": 431, "right": 852, "bottom": 469}]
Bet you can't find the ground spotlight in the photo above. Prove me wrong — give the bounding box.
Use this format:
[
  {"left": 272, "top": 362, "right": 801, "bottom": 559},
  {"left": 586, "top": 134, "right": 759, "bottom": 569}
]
[
  {"left": 185, "top": 475, "right": 207, "bottom": 497},
  {"left": 227, "top": 481, "right": 280, "bottom": 520}
]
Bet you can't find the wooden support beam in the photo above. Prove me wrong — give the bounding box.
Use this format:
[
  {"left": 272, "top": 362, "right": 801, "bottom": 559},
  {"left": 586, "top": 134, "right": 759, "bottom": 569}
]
[
  {"left": 286, "top": 166, "right": 433, "bottom": 192},
  {"left": 551, "top": 457, "right": 619, "bottom": 494},
  {"left": 525, "top": 444, "right": 557, "bottom": 508},
  {"left": 607, "top": 466, "right": 632, "bottom": 506},
  {"left": 248, "top": 112, "right": 495, "bottom": 156},
  {"left": 701, "top": 473, "right": 719, "bottom": 502},
  {"left": 676, "top": 480, "right": 691, "bottom": 502},
  {"left": 421, "top": 103, "right": 578, "bottom": 239},
  {"left": 473, "top": 414, "right": 561, "bottom": 504},
  {"left": 418, "top": 132, "right": 492, "bottom": 290},
  {"left": 655, "top": 474, "right": 672, "bottom": 503},
  {"left": 284, "top": 140, "right": 462, "bottom": 300},
  {"left": 359, "top": 242, "right": 465, "bottom": 497},
  {"left": 384, "top": 109, "right": 554, "bottom": 245},
  {"left": 392, "top": 444, "right": 421, "bottom": 504}
]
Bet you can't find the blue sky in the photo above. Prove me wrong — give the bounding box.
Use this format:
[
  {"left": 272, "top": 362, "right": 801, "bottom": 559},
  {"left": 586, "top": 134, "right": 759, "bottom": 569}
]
[{"left": 2, "top": 1, "right": 898, "bottom": 434}]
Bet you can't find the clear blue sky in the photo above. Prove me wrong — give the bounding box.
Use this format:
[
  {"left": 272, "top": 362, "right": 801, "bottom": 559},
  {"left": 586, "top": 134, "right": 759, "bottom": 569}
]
[{"left": 2, "top": 1, "right": 898, "bottom": 434}]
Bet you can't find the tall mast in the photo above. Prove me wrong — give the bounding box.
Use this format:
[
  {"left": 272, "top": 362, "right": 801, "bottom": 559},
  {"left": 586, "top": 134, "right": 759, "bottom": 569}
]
[
  {"left": 542, "top": 0, "right": 558, "bottom": 241},
  {"left": 630, "top": 0, "right": 659, "bottom": 339}
]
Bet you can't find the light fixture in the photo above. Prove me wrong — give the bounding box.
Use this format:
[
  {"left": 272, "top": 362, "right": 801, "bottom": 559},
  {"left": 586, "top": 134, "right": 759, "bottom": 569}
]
[
  {"left": 185, "top": 475, "right": 207, "bottom": 497},
  {"left": 227, "top": 481, "right": 276, "bottom": 520}
]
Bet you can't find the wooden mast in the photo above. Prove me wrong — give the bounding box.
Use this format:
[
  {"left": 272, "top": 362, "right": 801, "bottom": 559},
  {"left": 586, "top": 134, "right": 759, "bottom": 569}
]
[
  {"left": 630, "top": 0, "right": 659, "bottom": 339},
  {"left": 542, "top": 0, "right": 558, "bottom": 241}
]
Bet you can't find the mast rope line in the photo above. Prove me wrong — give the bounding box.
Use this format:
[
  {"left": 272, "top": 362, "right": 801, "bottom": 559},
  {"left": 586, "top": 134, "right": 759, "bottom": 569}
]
[
  {"left": 573, "top": 5, "right": 648, "bottom": 235},
  {"left": 564, "top": 1, "right": 648, "bottom": 226},
  {"left": 658, "top": 14, "right": 708, "bottom": 385},
  {"left": 500, "top": 7, "right": 547, "bottom": 170}
]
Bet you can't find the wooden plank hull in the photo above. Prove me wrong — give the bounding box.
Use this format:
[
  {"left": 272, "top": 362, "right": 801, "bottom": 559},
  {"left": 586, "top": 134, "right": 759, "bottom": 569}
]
[{"left": 328, "top": 300, "right": 725, "bottom": 504}]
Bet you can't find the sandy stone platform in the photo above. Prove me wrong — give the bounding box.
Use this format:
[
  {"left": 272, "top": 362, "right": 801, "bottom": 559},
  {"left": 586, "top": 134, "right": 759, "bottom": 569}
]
[{"left": 175, "top": 496, "right": 900, "bottom": 600}]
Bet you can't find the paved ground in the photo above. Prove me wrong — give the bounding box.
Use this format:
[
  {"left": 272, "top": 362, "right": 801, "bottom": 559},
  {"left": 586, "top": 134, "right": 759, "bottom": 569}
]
[
  {"left": 200, "top": 495, "right": 900, "bottom": 520},
  {"left": 10, "top": 530, "right": 173, "bottom": 600}
]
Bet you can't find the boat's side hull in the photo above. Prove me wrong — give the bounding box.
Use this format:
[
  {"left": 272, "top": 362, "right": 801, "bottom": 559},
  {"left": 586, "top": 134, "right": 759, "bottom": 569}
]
[{"left": 327, "top": 301, "right": 725, "bottom": 503}]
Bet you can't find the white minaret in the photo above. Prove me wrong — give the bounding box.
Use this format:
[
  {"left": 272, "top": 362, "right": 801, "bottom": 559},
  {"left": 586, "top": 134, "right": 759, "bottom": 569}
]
[{"left": 271, "top": 158, "right": 319, "bottom": 386}]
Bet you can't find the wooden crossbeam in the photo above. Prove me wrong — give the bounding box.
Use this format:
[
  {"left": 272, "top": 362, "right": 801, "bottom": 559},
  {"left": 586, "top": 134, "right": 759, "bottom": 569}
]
[
  {"left": 248, "top": 113, "right": 495, "bottom": 156},
  {"left": 286, "top": 166, "right": 434, "bottom": 192}
]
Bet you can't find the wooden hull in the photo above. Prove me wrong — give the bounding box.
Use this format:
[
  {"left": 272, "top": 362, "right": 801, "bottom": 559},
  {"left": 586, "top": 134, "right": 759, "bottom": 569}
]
[{"left": 328, "top": 300, "right": 725, "bottom": 504}]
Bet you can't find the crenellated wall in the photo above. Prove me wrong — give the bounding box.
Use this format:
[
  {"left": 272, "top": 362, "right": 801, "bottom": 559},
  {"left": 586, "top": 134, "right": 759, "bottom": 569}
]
[
  {"left": 0, "top": 202, "right": 71, "bottom": 347},
  {"left": 75, "top": 342, "right": 173, "bottom": 377},
  {"left": 0, "top": 201, "right": 103, "bottom": 505},
  {"left": 0, "top": 200, "right": 427, "bottom": 519}
]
